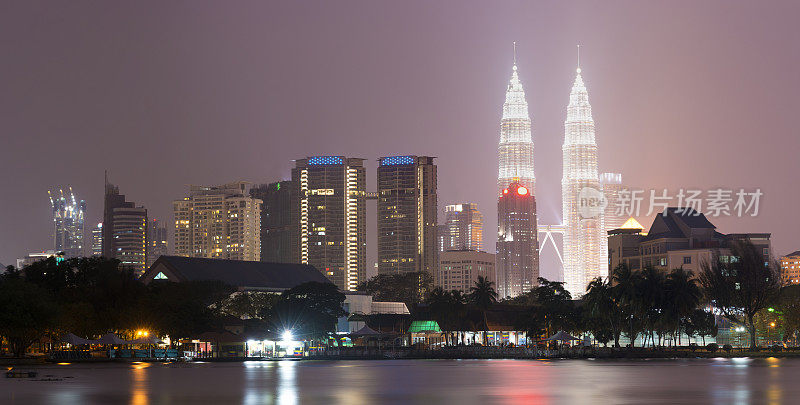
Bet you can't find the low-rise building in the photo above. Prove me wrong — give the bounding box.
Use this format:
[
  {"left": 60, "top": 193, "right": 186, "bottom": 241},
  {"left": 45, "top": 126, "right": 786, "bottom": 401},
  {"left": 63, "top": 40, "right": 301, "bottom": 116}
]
[
  {"left": 438, "top": 250, "right": 495, "bottom": 293},
  {"left": 780, "top": 251, "right": 800, "bottom": 285}
]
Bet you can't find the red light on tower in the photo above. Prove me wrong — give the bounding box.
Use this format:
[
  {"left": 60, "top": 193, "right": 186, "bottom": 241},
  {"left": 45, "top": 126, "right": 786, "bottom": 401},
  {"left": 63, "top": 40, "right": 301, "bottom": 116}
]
[
  {"left": 503, "top": 189, "right": 509, "bottom": 195},
  {"left": 517, "top": 186, "right": 528, "bottom": 196}
]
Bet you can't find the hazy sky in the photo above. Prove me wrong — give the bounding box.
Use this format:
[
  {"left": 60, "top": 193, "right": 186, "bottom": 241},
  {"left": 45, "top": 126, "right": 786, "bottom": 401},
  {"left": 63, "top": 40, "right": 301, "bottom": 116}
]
[{"left": 1, "top": 1, "right": 799, "bottom": 277}]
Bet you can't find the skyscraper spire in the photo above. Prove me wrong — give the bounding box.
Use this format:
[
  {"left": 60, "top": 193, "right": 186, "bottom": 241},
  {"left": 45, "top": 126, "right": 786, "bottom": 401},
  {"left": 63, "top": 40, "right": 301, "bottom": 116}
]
[
  {"left": 561, "top": 53, "right": 607, "bottom": 298},
  {"left": 497, "top": 48, "right": 534, "bottom": 194}
]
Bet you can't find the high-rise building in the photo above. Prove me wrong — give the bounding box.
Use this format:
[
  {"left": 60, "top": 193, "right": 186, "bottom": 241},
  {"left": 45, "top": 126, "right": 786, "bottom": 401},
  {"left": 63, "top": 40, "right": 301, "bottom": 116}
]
[
  {"left": 495, "top": 56, "right": 539, "bottom": 298},
  {"left": 48, "top": 188, "right": 86, "bottom": 258},
  {"left": 146, "top": 219, "right": 168, "bottom": 268},
  {"left": 601, "top": 172, "right": 626, "bottom": 232},
  {"left": 377, "top": 156, "right": 438, "bottom": 277},
  {"left": 561, "top": 61, "right": 607, "bottom": 297},
  {"left": 91, "top": 223, "right": 103, "bottom": 256},
  {"left": 250, "top": 181, "right": 298, "bottom": 263},
  {"left": 780, "top": 251, "right": 800, "bottom": 285},
  {"left": 496, "top": 182, "right": 539, "bottom": 298},
  {"left": 293, "top": 157, "right": 366, "bottom": 291},
  {"left": 436, "top": 224, "right": 449, "bottom": 253},
  {"left": 438, "top": 250, "right": 496, "bottom": 293},
  {"left": 103, "top": 177, "right": 147, "bottom": 274},
  {"left": 173, "top": 182, "right": 261, "bottom": 262},
  {"left": 441, "top": 203, "right": 484, "bottom": 252}
]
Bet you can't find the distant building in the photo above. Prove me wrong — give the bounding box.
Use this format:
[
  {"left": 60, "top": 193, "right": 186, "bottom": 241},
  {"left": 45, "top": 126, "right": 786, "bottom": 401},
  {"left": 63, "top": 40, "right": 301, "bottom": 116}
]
[
  {"left": 173, "top": 182, "right": 261, "bottom": 262},
  {"left": 146, "top": 219, "right": 168, "bottom": 267},
  {"left": 16, "top": 250, "right": 63, "bottom": 269},
  {"left": 140, "top": 256, "right": 329, "bottom": 292},
  {"left": 49, "top": 188, "right": 86, "bottom": 258},
  {"left": 600, "top": 172, "right": 626, "bottom": 232},
  {"left": 377, "top": 156, "right": 438, "bottom": 277},
  {"left": 436, "top": 224, "right": 448, "bottom": 253},
  {"left": 91, "top": 223, "right": 103, "bottom": 256},
  {"left": 292, "top": 157, "right": 366, "bottom": 291},
  {"left": 250, "top": 181, "right": 298, "bottom": 264},
  {"left": 608, "top": 208, "right": 771, "bottom": 276},
  {"left": 103, "top": 176, "right": 147, "bottom": 274},
  {"left": 438, "top": 250, "right": 495, "bottom": 293},
  {"left": 496, "top": 182, "right": 539, "bottom": 298},
  {"left": 780, "top": 251, "right": 800, "bottom": 285},
  {"left": 441, "top": 203, "right": 484, "bottom": 252}
]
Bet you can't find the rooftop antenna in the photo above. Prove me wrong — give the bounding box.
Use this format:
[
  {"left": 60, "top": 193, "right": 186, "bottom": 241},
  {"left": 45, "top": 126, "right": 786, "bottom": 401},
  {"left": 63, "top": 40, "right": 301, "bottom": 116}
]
[
  {"left": 576, "top": 44, "right": 581, "bottom": 73},
  {"left": 513, "top": 41, "right": 517, "bottom": 67}
]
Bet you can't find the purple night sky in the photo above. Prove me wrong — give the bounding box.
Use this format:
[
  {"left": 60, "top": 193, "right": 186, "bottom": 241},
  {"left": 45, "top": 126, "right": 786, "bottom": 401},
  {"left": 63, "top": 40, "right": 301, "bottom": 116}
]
[{"left": 1, "top": 1, "right": 798, "bottom": 277}]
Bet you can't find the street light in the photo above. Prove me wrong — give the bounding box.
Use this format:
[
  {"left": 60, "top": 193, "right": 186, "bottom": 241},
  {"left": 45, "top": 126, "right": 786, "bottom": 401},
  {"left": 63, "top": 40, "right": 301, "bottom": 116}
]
[{"left": 282, "top": 330, "right": 293, "bottom": 342}]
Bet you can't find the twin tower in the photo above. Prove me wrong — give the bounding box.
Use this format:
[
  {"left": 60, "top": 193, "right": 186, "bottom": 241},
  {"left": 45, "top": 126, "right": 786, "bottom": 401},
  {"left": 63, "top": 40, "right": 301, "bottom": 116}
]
[{"left": 496, "top": 52, "right": 607, "bottom": 299}]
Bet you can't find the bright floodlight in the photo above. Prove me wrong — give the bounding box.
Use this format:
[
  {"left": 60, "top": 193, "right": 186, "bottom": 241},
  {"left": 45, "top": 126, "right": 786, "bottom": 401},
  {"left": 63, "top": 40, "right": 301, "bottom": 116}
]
[{"left": 282, "top": 330, "right": 293, "bottom": 342}]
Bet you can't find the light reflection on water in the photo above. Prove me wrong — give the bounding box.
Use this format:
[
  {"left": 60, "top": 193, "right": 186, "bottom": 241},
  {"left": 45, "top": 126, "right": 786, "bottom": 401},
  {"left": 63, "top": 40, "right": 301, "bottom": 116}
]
[{"left": 2, "top": 358, "right": 798, "bottom": 404}]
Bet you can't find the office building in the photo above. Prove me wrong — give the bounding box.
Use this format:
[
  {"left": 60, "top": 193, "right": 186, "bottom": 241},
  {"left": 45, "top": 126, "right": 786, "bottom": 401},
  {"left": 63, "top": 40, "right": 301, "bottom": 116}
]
[
  {"left": 250, "top": 181, "right": 298, "bottom": 263},
  {"left": 438, "top": 250, "right": 495, "bottom": 293},
  {"left": 146, "top": 219, "right": 168, "bottom": 267},
  {"left": 293, "top": 157, "right": 366, "bottom": 291},
  {"left": 91, "top": 223, "right": 103, "bottom": 256},
  {"left": 780, "top": 251, "right": 800, "bottom": 285},
  {"left": 496, "top": 182, "right": 539, "bottom": 298},
  {"left": 103, "top": 177, "right": 147, "bottom": 274},
  {"left": 441, "top": 203, "right": 484, "bottom": 252},
  {"left": 601, "top": 172, "right": 626, "bottom": 232},
  {"left": 49, "top": 188, "right": 86, "bottom": 258}
]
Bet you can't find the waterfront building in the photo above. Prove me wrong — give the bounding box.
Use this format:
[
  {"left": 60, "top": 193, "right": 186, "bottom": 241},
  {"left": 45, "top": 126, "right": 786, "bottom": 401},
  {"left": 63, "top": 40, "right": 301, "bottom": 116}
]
[
  {"left": 292, "top": 157, "right": 366, "bottom": 291},
  {"left": 438, "top": 250, "right": 495, "bottom": 293},
  {"left": 441, "top": 203, "right": 484, "bottom": 252},
  {"left": 600, "top": 172, "right": 626, "bottom": 232},
  {"left": 103, "top": 177, "right": 147, "bottom": 274},
  {"left": 496, "top": 182, "right": 539, "bottom": 298},
  {"left": 608, "top": 208, "right": 771, "bottom": 276},
  {"left": 48, "top": 188, "right": 86, "bottom": 258},
  {"left": 780, "top": 251, "right": 800, "bottom": 285},
  {"left": 146, "top": 219, "right": 168, "bottom": 267},
  {"left": 173, "top": 182, "right": 261, "bottom": 262},
  {"left": 90, "top": 223, "right": 103, "bottom": 256},
  {"left": 561, "top": 61, "right": 606, "bottom": 297},
  {"left": 250, "top": 180, "right": 299, "bottom": 263},
  {"left": 377, "top": 156, "right": 438, "bottom": 277}
]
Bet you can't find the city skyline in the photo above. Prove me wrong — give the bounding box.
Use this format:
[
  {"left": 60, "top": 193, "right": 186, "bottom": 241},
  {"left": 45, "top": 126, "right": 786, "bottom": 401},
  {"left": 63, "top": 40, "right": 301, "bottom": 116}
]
[{"left": 2, "top": 1, "right": 798, "bottom": 273}]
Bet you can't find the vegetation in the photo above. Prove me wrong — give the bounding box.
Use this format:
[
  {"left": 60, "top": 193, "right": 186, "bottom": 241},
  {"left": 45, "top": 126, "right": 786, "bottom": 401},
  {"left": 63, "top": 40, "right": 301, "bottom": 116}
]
[{"left": 358, "top": 271, "right": 433, "bottom": 308}]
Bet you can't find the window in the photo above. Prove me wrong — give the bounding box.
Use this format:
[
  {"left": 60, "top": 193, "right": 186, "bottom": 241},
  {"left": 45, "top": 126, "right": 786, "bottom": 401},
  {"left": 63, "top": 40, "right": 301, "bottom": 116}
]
[
  {"left": 683, "top": 256, "right": 692, "bottom": 264},
  {"left": 659, "top": 258, "right": 667, "bottom": 266}
]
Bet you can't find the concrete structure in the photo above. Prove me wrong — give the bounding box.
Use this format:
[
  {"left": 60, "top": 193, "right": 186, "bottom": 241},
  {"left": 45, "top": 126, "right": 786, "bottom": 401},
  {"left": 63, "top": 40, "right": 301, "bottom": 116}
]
[
  {"left": 338, "top": 292, "right": 410, "bottom": 333},
  {"left": 438, "top": 250, "right": 495, "bottom": 293},
  {"left": 49, "top": 188, "right": 86, "bottom": 258},
  {"left": 377, "top": 156, "right": 438, "bottom": 277},
  {"left": 90, "top": 223, "right": 103, "bottom": 256},
  {"left": 141, "top": 255, "right": 329, "bottom": 291},
  {"left": 561, "top": 62, "right": 606, "bottom": 297},
  {"left": 173, "top": 182, "right": 261, "bottom": 262},
  {"left": 608, "top": 208, "right": 771, "bottom": 276},
  {"left": 496, "top": 182, "right": 539, "bottom": 298},
  {"left": 441, "top": 203, "right": 484, "bottom": 252},
  {"left": 780, "top": 251, "right": 800, "bottom": 285},
  {"left": 250, "top": 180, "right": 298, "bottom": 264},
  {"left": 292, "top": 157, "right": 366, "bottom": 291},
  {"left": 146, "top": 219, "right": 168, "bottom": 267},
  {"left": 103, "top": 176, "right": 147, "bottom": 274}
]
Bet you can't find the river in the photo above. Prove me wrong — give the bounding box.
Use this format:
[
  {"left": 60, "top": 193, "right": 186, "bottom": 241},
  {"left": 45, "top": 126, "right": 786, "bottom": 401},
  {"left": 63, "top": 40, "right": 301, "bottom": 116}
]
[{"left": 1, "top": 357, "right": 796, "bottom": 404}]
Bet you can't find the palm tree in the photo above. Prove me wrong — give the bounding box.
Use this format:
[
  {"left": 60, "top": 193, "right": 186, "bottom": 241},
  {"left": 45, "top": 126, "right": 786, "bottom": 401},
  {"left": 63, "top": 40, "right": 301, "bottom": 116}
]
[
  {"left": 469, "top": 276, "right": 498, "bottom": 310},
  {"left": 584, "top": 277, "right": 622, "bottom": 347},
  {"left": 612, "top": 263, "right": 644, "bottom": 347},
  {"left": 666, "top": 267, "right": 701, "bottom": 345}
]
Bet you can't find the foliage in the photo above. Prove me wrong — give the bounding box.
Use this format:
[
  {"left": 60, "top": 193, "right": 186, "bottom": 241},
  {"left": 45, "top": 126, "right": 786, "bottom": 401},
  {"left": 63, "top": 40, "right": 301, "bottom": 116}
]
[
  {"left": 219, "top": 291, "right": 281, "bottom": 319},
  {"left": 0, "top": 277, "right": 58, "bottom": 356},
  {"left": 706, "top": 343, "right": 719, "bottom": 353},
  {"left": 358, "top": 272, "right": 433, "bottom": 308},
  {"left": 699, "top": 241, "right": 780, "bottom": 349},
  {"left": 468, "top": 276, "right": 498, "bottom": 310},
  {"left": 266, "top": 282, "right": 346, "bottom": 343}
]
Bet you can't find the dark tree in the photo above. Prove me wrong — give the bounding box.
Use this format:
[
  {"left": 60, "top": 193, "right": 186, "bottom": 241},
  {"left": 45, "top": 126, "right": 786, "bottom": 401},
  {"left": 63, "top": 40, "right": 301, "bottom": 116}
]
[
  {"left": 267, "top": 282, "right": 346, "bottom": 344},
  {"left": 468, "top": 276, "right": 498, "bottom": 310},
  {"left": 358, "top": 271, "right": 433, "bottom": 308},
  {"left": 699, "top": 241, "right": 780, "bottom": 350},
  {"left": 583, "top": 277, "right": 622, "bottom": 347},
  {"left": 0, "top": 278, "right": 58, "bottom": 357}
]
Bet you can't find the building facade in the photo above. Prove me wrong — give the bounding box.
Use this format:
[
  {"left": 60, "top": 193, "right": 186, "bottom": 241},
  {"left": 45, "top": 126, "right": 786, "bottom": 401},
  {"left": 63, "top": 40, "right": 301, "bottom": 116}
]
[
  {"left": 90, "top": 223, "right": 103, "bottom": 257},
  {"left": 441, "top": 203, "right": 484, "bottom": 252},
  {"left": 608, "top": 208, "right": 772, "bottom": 277},
  {"left": 377, "top": 156, "right": 438, "bottom": 277},
  {"left": 561, "top": 64, "right": 606, "bottom": 297},
  {"left": 600, "top": 172, "right": 626, "bottom": 232},
  {"left": 250, "top": 181, "right": 298, "bottom": 263},
  {"left": 146, "top": 219, "right": 168, "bottom": 267},
  {"left": 780, "top": 251, "right": 800, "bottom": 285},
  {"left": 103, "top": 178, "right": 147, "bottom": 274},
  {"left": 292, "top": 157, "right": 366, "bottom": 291},
  {"left": 173, "top": 182, "right": 261, "bottom": 262},
  {"left": 49, "top": 188, "right": 86, "bottom": 258},
  {"left": 496, "top": 182, "right": 539, "bottom": 298},
  {"left": 497, "top": 62, "right": 535, "bottom": 195},
  {"left": 438, "top": 250, "right": 496, "bottom": 293}
]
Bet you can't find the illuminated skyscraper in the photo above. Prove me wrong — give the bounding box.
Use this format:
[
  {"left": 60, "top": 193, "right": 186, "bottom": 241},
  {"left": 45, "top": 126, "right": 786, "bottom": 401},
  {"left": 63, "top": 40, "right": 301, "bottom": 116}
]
[
  {"left": 103, "top": 176, "right": 147, "bottom": 274},
  {"left": 442, "top": 203, "right": 484, "bottom": 252},
  {"left": 91, "top": 223, "right": 103, "bottom": 257},
  {"left": 601, "top": 172, "right": 626, "bottom": 232},
  {"left": 496, "top": 53, "right": 539, "bottom": 298},
  {"left": 377, "top": 156, "right": 438, "bottom": 277},
  {"left": 173, "top": 182, "right": 261, "bottom": 262},
  {"left": 293, "top": 157, "right": 366, "bottom": 291},
  {"left": 496, "top": 182, "right": 539, "bottom": 298},
  {"left": 497, "top": 55, "right": 535, "bottom": 194},
  {"left": 561, "top": 59, "right": 607, "bottom": 297},
  {"left": 49, "top": 188, "right": 86, "bottom": 258}
]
